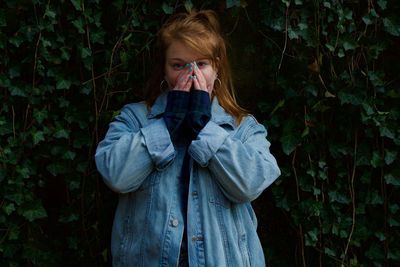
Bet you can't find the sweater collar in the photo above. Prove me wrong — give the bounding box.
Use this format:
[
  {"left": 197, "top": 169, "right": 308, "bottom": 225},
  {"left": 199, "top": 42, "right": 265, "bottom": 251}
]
[{"left": 147, "top": 91, "right": 235, "bottom": 128}]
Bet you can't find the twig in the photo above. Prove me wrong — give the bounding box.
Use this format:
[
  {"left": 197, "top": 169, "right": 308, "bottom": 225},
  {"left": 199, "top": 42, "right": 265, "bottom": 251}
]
[
  {"left": 342, "top": 129, "right": 358, "bottom": 264},
  {"left": 292, "top": 149, "right": 306, "bottom": 267},
  {"left": 11, "top": 105, "right": 16, "bottom": 139},
  {"left": 278, "top": 6, "right": 289, "bottom": 72}
]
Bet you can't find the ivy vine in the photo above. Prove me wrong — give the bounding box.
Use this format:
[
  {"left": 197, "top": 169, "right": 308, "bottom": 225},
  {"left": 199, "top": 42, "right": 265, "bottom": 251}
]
[{"left": 1, "top": 0, "right": 399, "bottom": 266}]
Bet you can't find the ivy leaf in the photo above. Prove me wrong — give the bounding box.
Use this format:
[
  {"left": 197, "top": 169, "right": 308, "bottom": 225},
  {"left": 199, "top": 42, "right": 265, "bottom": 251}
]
[
  {"left": 342, "top": 38, "right": 358, "bottom": 51},
  {"left": 377, "top": 0, "right": 387, "bottom": 10},
  {"left": 379, "top": 126, "right": 395, "bottom": 139},
  {"left": 162, "top": 2, "right": 173, "bottom": 14},
  {"left": 389, "top": 204, "right": 399, "bottom": 215},
  {"left": 281, "top": 0, "right": 290, "bottom": 7},
  {"left": 383, "top": 17, "right": 400, "bottom": 37},
  {"left": 56, "top": 79, "right": 71, "bottom": 90},
  {"left": 338, "top": 91, "right": 363, "bottom": 105},
  {"left": 44, "top": 8, "right": 56, "bottom": 19},
  {"left": 54, "top": 128, "right": 69, "bottom": 139},
  {"left": 384, "top": 174, "right": 400, "bottom": 186},
  {"left": 384, "top": 150, "right": 397, "bottom": 165},
  {"left": 184, "top": 0, "right": 193, "bottom": 12},
  {"left": 3, "top": 203, "right": 16, "bottom": 215},
  {"left": 33, "top": 109, "right": 48, "bottom": 124},
  {"left": 9, "top": 86, "right": 27, "bottom": 97},
  {"left": 324, "top": 247, "right": 336, "bottom": 257},
  {"left": 323, "top": 1, "right": 331, "bottom": 8},
  {"left": 329, "top": 191, "right": 350, "bottom": 204},
  {"left": 280, "top": 122, "right": 300, "bottom": 155},
  {"left": 70, "top": 0, "right": 82, "bottom": 11},
  {"left": 305, "top": 229, "right": 318, "bottom": 246},
  {"left": 63, "top": 151, "right": 76, "bottom": 160},
  {"left": 370, "top": 151, "right": 383, "bottom": 168},
  {"left": 226, "top": 0, "right": 241, "bottom": 8},
  {"left": 32, "top": 131, "right": 45, "bottom": 145},
  {"left": 21, "top": 203, "right": 48, "bottom": 222},
  {"left": 47, "top": 162, "right": 67, "bottom": 176},
  {"left": 389, "top": 217, "right": 400, "bottom": 227},
  {"left": 72, "top": 17, "right": 85, "bottom": 34},
  {"left": 80, "top": 47, "right": 92, "bottom": 58}
]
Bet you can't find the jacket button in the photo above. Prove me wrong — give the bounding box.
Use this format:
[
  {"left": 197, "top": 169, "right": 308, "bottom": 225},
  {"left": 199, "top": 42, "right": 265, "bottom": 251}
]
[
  {"left": 192, "top": 191, "right": 198, "bottom": 197},
  {"left": 191, "top": 235, "right": 204, "bottom": 241},
  {"left": 171, "top": 219, "right": 179, "bottom": 227}
]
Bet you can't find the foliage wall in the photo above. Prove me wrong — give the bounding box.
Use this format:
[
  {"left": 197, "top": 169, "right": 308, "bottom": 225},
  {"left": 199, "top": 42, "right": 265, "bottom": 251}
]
[{"left": 1, "top": 0, "right": 399, "bottom": 266}]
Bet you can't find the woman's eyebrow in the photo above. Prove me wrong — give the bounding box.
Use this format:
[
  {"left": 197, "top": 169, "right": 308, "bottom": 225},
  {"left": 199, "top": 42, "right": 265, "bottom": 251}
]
[
  {"left": 168, "top": 58, "right": 185, "bottom": 61},
  {"left": 168, "top": 57, "right": 209, "bottom": 61}
]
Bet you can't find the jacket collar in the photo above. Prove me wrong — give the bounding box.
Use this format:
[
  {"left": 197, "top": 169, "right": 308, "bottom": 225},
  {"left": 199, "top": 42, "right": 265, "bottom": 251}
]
[{"left": 147, "top": 91, "right": 235, "bottom": 128}]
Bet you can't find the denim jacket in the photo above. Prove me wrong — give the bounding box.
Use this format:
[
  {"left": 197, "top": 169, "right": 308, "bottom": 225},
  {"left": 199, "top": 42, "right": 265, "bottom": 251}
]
[{"left": 95, "top": 92, "right": 281, "bottom": 267}]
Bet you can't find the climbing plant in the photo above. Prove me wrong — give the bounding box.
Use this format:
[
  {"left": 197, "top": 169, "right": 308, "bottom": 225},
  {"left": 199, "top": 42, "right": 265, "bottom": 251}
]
[{"left": 0, "top": 0, "right": 399, "bottom": 266}]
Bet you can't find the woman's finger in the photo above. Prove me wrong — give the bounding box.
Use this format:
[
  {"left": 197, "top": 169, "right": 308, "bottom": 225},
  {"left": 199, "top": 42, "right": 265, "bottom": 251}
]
[
  {"left": 174, "top": 66, "right": 193, "bottom": 92},
  {"left": 193, "top": 62, "right": 207, "bottom": 91}
]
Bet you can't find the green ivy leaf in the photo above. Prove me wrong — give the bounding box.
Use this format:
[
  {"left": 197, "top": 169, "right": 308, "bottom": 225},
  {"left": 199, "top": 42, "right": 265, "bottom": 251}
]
[
  {"left": 383, "top": 17, "right": 400, "bottom": 37},
  {"left": 384, "top": 150, "right": 397, "bottom": 165},
  {"left": 54, "top": 128, "right": 69, "bottom": 139},
  {"left": 56, "top": 79, "right": 72, "bottom": 90},
  {"left": 328, "top": 191, "right": 350, "bottom": 204},
  {"left": 32, "top": 131, "right": 45, "bottom": 145},
  {"left": 46, "top": 162, "right": 67, "bottom": 176},
  {"left": 226, "top": 0, "right": 241, "bottom": 8},
  {"left": 80, "top": 47, "right": 92, "bottom": 58},
  {"left": 70, "top": 0, "right": 82, "bottom": 11},
  {"left": 377, "top": 0, "right": 387, "bottom": 10},
  {"left": 305, "top": 228, "right": 318, "bottom": 246},
  {"left": 72, "top": 17, "right": 85, "bottom": 34},
  {"left": 63, "top": 151, "right": 76, "bottom": 160},
  {"left": 379, "top": 126, "right": 395, "bottom": 139},
  {"left": 9, "top": 86, "right": 27, "bottom": 97},
  {"left": 389, "top": 217, "right": 400, "bottom": 227},
  {"left": 44, "top": 8, "right": 56, "bottom": 19},
  {"left": 280, "top": 133, "right": 300, "bottom": 155},
  {"left": 342, "top": 38, "right": 358, "bottom": 51},
  {"left": 184, "top": 0, "right": 193, "bottom": 12},
  {"left": 371, "top": 151, "right": 383, "bottom": 168},
  {"left": 21, "top": 203, "right": 48, "bottom": 222},
  {"left": 162, "top": 2, "right": 173, "bottom": 14},
  {"left": 3, "top": 203, "right": 16, "bottom": 215},
  {"left": 33, "top": 109, "right": 48, "bottom": 124},
  {"left": 384, "top": 174, "right": 400, "bottom": 186},
  {"left": 338, "top": 91, "right": 363, "bottom": 105}
]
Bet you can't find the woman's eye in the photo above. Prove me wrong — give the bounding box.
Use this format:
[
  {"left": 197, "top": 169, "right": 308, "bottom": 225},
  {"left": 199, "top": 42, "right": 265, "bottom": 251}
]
[
  {"left": 172, "top": 64, "right": 184, "bottom": 70},
  {"left": 196, "top": 61, "right": 207, "bottom": 67}
]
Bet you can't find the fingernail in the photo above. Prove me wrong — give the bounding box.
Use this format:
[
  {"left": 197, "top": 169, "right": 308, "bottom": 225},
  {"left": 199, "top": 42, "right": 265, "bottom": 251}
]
[
  {"left": 193, "top": 62, "right": 198, "bottom": 69},
  {"left": 185, "top": 63, "right": 192, "bottom": 71},
  {"left": 192, "top": 75, "right": 197, "bottom": 80}
]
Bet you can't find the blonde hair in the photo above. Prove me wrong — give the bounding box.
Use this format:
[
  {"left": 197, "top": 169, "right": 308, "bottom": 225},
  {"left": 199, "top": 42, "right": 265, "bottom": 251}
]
[{"left": 145, "top": 10, "right": 247, "bottom": 124}]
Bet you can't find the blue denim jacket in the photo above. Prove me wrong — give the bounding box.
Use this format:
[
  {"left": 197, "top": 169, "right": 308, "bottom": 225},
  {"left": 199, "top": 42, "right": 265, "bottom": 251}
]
[{"left": 95, "top": 92, "right": 281, "bottom": 267}]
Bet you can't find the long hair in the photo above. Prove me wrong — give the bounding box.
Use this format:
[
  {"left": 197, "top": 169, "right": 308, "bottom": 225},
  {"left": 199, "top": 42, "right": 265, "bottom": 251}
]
[{"left": 145, "top": 10, "right": 247, "bottom": 124}]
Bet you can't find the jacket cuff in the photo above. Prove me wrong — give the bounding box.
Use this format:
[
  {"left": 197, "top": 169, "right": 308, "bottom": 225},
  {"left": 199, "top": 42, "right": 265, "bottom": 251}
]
[
  {"left": 140, "top": 118, "right": 176, "bottom": 170},
  {"left": 165, "top": 90, "right": 190, "bottom": 113},
  {"left": 188, "top": 121, "right": 229, "bottom": 167}
]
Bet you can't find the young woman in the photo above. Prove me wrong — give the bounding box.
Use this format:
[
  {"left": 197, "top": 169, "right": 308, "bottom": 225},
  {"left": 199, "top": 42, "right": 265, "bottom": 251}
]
[{"left": 95, "top": 10, "right": 280, "bottom": 267}]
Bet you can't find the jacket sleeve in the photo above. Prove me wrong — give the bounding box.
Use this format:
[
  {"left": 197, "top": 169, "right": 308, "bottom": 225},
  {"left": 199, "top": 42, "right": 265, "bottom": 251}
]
[
  {"left": 188, "top": 116, "right": 281, "bottom": 203},
  {"left": 95, "top": 104, "right": 176, "bottom": 194}
]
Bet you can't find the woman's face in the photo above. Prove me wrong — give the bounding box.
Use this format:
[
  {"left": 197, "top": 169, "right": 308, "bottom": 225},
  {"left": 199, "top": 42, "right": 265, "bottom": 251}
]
[{"left": 164, "top": 40, "right": 217, "bottom": 92}]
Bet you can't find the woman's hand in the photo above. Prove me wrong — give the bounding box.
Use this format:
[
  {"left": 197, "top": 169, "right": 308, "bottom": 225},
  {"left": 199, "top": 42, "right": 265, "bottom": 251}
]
[
  {"left": 172, "top": 64, "right": 194, "bottom": 92},
  {"left": 192, "top": 62, "right": 215, "bottom": 96}
]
